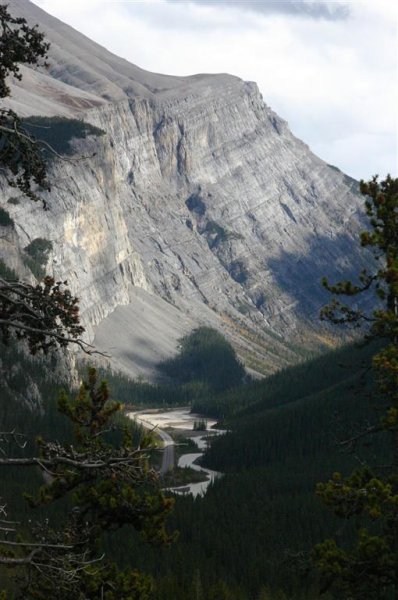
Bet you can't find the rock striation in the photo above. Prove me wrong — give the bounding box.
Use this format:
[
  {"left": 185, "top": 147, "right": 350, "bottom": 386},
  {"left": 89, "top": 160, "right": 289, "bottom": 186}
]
[{"left": 0, "top": 0, "right": 367, "bottom": 377}]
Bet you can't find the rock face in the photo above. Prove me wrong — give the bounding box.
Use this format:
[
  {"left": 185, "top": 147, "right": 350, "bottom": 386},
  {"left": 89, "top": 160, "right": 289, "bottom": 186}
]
[{"left": 0, "top": 0, "right": 367, "bottom": 377}]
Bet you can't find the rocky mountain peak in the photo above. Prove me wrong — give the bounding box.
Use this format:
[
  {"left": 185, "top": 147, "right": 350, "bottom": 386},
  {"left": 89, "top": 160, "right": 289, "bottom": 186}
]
[{"left": 0, "top": 0, "right": 366, "bottom": 378}]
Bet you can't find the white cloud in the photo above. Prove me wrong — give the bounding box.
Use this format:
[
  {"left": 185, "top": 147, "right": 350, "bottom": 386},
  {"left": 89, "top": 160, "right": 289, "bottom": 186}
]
[
  {"left": 33, "top": 0, "right": 397, "bottom": 179},
  {"left": 166, "top": 0, "right": 351, "bottom": 20}
]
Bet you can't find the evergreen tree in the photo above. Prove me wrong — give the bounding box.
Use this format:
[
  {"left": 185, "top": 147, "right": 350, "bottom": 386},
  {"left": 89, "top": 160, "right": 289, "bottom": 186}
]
[
  {"left": 0, "top": 7, "right": 175, "bottom": 597},
  {"left": 159, "top": 327, "right": 245, "bottom": 392},
  {"left": 313, "top": 175, "right": 398, "bottom": 598},
  {"left": 0, "top": 5, "right": 93, "bottom": 353},
  {"left": 0, "top": 368, "right": 174, "bottom": 598},
  {"left": 0, "top": 4, "right": 49, "bottom": 202}
]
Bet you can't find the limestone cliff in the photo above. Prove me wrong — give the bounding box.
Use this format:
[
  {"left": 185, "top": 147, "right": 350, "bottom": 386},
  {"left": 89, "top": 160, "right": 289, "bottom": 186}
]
[{"left": 0, "top": 0, "right": 366, "bottom": 377}]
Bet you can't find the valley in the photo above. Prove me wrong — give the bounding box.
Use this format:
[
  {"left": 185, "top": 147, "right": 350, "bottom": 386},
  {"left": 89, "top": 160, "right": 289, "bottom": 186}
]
[
  {"left": 128, "top": 407, "right": 224, "bottom": 496},
  {"left": 0, "top": 2, "right": 396, "bottom": 599}
]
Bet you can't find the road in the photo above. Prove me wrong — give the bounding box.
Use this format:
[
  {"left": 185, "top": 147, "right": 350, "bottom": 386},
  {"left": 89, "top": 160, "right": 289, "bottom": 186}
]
[
  {"left": 157, "top": 428, "right": 175, "bottom": 475},
  {"left": 129, "top": 412, "right": 175, "bottom": 475},
  {"left": 128, "top": 409, "right": 223, "bottom": 496}
]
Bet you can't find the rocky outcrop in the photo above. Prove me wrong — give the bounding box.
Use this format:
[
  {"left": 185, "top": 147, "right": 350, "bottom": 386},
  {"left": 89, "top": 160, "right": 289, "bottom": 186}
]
[{"left": 0, "top": 1, "right": 367, "bottom": 376}]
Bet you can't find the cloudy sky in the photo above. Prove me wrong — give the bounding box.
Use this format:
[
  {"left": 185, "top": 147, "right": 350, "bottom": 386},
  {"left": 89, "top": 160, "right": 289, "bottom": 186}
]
[{"left": 32, "top": 0, "right": 397, "bottom": 180}]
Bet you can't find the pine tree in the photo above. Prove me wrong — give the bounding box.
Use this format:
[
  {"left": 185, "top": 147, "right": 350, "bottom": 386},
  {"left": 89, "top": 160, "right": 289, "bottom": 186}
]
[
  {"left": 0, "top": 7, "right": 175, "bottom": 596},
  {"left": 0, "top": 5, "right": 94, "bottom": 353},
  {"left": 313, "top": 175, "right": 398, "bottom": 599},
  {"left": 0, "top": 368, "right": 174, "bottom": 598}
]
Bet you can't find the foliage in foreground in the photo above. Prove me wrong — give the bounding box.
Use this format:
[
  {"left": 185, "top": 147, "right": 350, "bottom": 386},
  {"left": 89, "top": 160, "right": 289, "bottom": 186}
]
[
  {"left": 0, "top": 6, "right": 91, "bottom": 355},
  {"left": 0, "top": 367, "right": 174, "bottom": 599},
  {"left": 313, "top": 175, "right": 398, "bottom": 598},
  {"left": 0, "top": 4, "right": 49, "bottom": 203}
]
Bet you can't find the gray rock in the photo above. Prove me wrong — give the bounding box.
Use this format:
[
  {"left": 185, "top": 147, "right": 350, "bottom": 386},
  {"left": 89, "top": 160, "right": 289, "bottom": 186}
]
[{"left": 0, "top": 0, "right": 368, "bottom": 377}]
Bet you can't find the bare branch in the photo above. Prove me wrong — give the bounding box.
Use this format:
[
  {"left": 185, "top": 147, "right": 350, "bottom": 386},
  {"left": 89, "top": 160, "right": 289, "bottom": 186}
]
[
  {"left": 0, "top": 276, "right": 109, "bottom": 356},
  {"left": 0, "top": 123, "right": 96, "bottom": 163},
  {"left": 0, "top": 525, "right": 16, "bottom": 533},
  {"left": 340, "top": 424, "right": 383, "bottom": 449},
  {"left": 0, "top": 540, "right": 75, "bottom": 550},
  {"left": 0, "top": 451, "right": 149, "bottom": 470},
  {"left": 0, "top": 319, "right": 105, "bottom": 355},
  {"left": 0, "top": 429, "right": 27, "bottom": 450},
  {"left": 0, "top": 548, "right": 40, "bottom": 565}
]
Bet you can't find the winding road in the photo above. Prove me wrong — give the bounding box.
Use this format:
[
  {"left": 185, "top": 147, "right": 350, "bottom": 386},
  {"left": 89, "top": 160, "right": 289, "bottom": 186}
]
[
  {"left": 128, "top": 408, "right": 223, "bottom": 496},
  {"left": 157, "top": 428, "right": 175, "bottom": 475},
  {"left": 129, "top": 413, "right": 175, "bottom": 475}
]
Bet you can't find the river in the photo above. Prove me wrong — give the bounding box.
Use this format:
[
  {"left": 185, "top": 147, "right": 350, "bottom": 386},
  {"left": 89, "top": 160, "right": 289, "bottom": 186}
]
[{"left": 128, "top": 407, "right": 223, "bottom": 497}]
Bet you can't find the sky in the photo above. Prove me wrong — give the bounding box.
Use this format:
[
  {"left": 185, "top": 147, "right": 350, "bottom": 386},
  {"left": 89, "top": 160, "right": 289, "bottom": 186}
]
[{"left": 32, "top": 0, "right": 397, "bottom": 180}]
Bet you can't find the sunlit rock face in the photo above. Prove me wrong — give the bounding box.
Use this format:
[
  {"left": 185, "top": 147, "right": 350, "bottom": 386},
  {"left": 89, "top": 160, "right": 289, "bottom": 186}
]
[{"left": 0, "top": 0, "right": 366, "bottom": 375}]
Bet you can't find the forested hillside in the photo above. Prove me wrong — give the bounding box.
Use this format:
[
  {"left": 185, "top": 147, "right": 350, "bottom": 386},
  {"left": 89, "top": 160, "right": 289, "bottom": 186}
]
[
  {"left": 102, "top": 340, "right": 384, "bottom": 599},
  {"left": 1, "top": 334, "right": 382, "bottom": 599},
  {"left": 191, "top": 341, "right": 370, "bottom": 418}
]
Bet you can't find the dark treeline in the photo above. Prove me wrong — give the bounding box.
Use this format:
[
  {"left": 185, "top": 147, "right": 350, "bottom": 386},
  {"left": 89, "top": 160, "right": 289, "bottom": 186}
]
[
  {"left": 91, "top": 326, "right": 247, "bottom": 409},
  {"left": 191, "top": 341, "right": 377, "bottom": 419},
  {"left": 81, "top": 364, "right": 190, "bottom": 407},
  {"left": 159, "top": 327, "right": 246, "bottom": 393}
]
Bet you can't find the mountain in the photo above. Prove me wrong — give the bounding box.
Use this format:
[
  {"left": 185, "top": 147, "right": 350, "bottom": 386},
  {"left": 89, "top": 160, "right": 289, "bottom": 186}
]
[{"left": 0, "top": 0, "right": 367, "bottom": 378}]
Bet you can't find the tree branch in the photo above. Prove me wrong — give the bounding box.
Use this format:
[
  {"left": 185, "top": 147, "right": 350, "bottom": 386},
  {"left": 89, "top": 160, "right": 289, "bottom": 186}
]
[
  {"left": 340, "top": 424, "right": 383, "bottom": 448},
  {"left": 0, "top": 452, "right": 148, "bottom": 470},
  {"left": 0, "top": 548, "right": 40, "bottom": 565},
  {"left": 0, "top": 319, "right": 106, "bottom": 356},
  {"left": 0, "top": 124, "right": 96, "bottom": 163}
]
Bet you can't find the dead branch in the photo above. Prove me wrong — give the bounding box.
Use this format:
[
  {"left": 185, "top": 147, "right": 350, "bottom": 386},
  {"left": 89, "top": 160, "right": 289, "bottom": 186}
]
[
  {"left": 340, "top": 424, "right": 383, "bottom": 449},
  {"left": 0, "top": 122, "right": 96, "bottom": 164},
  {"left": 0, "top": 276, "right": 109, "bottom": 356},
  {"left": 0, "top": 450, "right": 149, "bottom": 470},
  {"left": 0, "top": 540, "right": 75, "bottom": 550},
  {"left": 0, "top": 319, "right": 105, "bottom": 355},
  {"left": 0, "top": 548, "right": 40, "bottom": 565}
]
